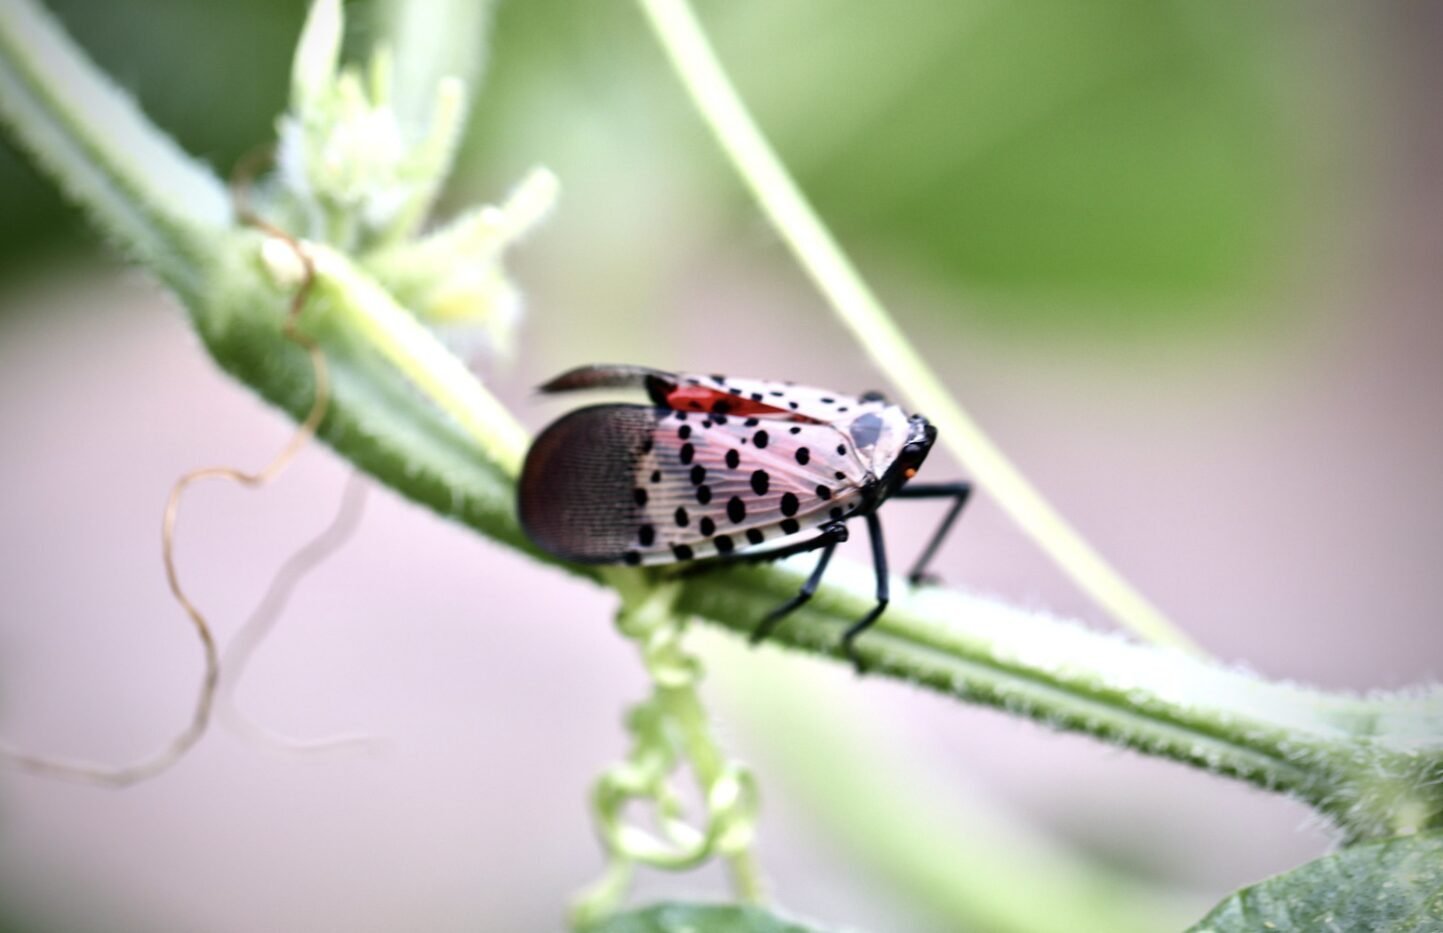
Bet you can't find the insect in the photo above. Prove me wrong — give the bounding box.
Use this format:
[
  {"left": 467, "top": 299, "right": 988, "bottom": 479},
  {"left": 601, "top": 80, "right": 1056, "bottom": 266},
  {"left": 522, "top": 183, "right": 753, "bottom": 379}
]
[{"left": 518, "top": 364, "right": 972, "bottom": 669}]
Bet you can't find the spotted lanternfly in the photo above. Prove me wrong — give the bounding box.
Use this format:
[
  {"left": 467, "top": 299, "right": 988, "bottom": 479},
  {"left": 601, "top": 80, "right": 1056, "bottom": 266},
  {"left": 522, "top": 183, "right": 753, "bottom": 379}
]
[{"left": 518, "top": 364, "right": 972, "bottom": 669}]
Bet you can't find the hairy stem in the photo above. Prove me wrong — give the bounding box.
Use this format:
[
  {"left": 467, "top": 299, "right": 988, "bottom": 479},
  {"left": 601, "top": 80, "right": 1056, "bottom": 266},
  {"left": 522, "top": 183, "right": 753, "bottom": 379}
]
[
  {"left": 705, "top": 638, "right": 1201, "bottom": 932},
  {"left": 0, "top": 0, "right": 229, "bottom": 295},
  {"left": 296, "top": 241, "right": 1443, "bottom": 839},
  {"left": 678, "top": 560, "right": 1441, "bottom": 840},
  {"left": 635, "top": 0, "right": 1199, "bottom": 655}
]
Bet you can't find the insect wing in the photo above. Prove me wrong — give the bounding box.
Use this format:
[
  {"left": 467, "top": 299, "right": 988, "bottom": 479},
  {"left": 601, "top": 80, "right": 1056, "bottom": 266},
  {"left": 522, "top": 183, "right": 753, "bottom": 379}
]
[
  {"left": 671, "top": 373, "right": 877, "bottom": 425},
  {"left": 519, "top": 404, "right": 665, "bottom": 564},
  {"left": 538, "top": 364, "right": 675, "bottom": 397},
  {"left": 633, "top": 410, "right": 870, "bottom": 564},
  {"left": 519, "top": 403, "right": 873, "bottom": 567},
  {"left": 536, "top": 364, "right": 882, "bottom": 427}
]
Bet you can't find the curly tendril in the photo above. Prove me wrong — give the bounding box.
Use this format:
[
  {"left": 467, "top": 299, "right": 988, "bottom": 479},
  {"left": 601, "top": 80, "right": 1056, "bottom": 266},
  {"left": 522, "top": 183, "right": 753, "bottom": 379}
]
[{"left": 572, "top": 582, "right": 763, "bottom": 925}]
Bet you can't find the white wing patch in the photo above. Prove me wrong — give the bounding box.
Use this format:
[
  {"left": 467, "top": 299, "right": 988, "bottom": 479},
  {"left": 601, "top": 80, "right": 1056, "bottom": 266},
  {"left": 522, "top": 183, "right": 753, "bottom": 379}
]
[{"left": 628, "top": 408, "right": 869, "bottom": 565}]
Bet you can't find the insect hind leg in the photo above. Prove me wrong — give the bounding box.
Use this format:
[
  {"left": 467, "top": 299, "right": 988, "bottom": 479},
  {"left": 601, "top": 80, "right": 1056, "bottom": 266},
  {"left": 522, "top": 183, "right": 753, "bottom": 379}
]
[
  {"left": 749, "top": 522, "right": 849, "bottom": 645},
  {"left": 670, "top": 523, "right": 848, "bottom": 579},
  {"left": 840, "top": 511, "right": 890, "bottom": 673}
]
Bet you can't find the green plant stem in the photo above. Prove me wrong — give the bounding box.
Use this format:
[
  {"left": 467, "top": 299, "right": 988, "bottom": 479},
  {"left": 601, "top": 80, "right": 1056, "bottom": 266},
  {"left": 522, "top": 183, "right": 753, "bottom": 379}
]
[
  {"left": 676, "top": 561, "right": 1442, "bottom": 841},
  {"left": 303, "top": 241, "right": 1441, "bottom": 837},
  {"left": 0, "top": 0, "right": 229, "bottom": 295},
  {"left": 305, "top": 243, "right": 532, "bottom": 474},
  {"left": 659, "top": 681, "right": 765, "bottom": 903},
  {"left": 725, "top": 846, "right": 765, "bottom": 906},
  {"left": 609, "top": 582, "right": 765, "bottom": 901},
  {"left": 705, "top": 634, "right": 1201, "bottom": 932},
  {"left": 2, "top": 0, "right": 1438, "bottom": 845},
  {"left": 635, "top": 0, "right": 1199, "bottom": 656}
]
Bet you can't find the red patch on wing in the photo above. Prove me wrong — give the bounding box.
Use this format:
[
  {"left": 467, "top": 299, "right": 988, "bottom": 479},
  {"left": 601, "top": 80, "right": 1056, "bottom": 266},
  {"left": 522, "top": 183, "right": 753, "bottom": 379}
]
[{"left": 664, "top": 385, "right": 820, "bottom": 421}]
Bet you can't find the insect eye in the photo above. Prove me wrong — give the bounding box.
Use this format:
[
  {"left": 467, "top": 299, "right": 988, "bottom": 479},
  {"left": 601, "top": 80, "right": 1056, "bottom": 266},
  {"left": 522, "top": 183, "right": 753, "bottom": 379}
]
[{"left": 904, "top": 467, "right": 917, "bottom": 479}]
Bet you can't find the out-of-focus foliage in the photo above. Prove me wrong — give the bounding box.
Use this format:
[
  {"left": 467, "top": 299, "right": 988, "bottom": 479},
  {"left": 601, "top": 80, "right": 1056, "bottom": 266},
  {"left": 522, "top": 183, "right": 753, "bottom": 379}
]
[
  {"left": 463, "top": 0, "right": 1334, "bottom": 336},
  {"left": 725, "top": 2, "right": 1307, "bottom": 327},
  {"left": 0, "top": 0, "right": 305, "bottom": 266},
  {"left": 1, "top": 0, "right": 1342, "bottom": 340}
]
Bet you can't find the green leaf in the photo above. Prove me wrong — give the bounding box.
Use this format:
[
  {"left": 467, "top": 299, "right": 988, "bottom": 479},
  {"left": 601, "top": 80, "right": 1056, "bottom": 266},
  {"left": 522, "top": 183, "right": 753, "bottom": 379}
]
[
  {"left": 1190, "top": 833, "right": 1443, "bottom": 932},
  {"left": 583, "top": 902, "right": 829, "bottom": 933}
]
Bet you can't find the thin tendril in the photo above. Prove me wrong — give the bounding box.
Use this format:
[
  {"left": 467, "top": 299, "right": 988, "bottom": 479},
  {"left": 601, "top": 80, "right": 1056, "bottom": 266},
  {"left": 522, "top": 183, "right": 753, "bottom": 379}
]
[
  {"left": 217, "top": 472, "right": 382, "bottom": 757},
  {"left": 0, "top": 148, "right": 330, "bottom": 785}
]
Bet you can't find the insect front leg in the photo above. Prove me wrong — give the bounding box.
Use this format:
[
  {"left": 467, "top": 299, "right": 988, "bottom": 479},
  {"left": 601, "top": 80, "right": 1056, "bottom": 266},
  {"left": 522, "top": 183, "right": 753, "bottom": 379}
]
[
  {"left": 750, "top": 521, "right": 849, "bottom": 646},
  {"left": 890, "top": 481, "right": 972, "bottom": 585},
  {"left": 840, "top": 511, "right": 890, "bottom": 673}
]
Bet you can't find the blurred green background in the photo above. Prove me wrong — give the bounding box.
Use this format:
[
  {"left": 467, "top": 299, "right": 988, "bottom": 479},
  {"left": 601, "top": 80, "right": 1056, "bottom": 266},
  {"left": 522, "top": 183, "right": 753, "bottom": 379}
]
[
  {"left": 3, "top": 0, "right": 1354, "bottom": 336},
  {"left": 3, "top": 2, "right": 1439, "bottom": 932}
]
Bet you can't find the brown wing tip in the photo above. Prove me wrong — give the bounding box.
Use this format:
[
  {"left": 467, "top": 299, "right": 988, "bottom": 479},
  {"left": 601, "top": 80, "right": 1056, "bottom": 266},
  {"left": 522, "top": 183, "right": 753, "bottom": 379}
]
[
  {"left": 518, "top": 404, "right": 658, "bottom": 563},
  {"left": 537, "top": 364, "right": 675, "bottom": 394}
]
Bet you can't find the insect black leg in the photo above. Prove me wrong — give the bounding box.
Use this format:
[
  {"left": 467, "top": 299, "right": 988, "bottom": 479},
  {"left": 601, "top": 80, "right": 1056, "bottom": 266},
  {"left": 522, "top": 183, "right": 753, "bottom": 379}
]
[
  {"left": 750, "top": 521, "right": 848, "bottom": 646},
  {"left": 673, "top": 523, "right": 847, "bottom": 579},
  {"left": 840, "top": 511, "right": 890, "bottom": 673},
  {"left": 891, "top": 481, "right": 972, "bottom": 585},
  {"left": 725, "top": 523, "right": 849, "bottom": 566}
]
